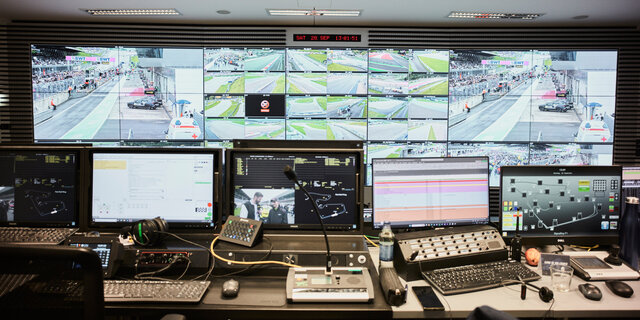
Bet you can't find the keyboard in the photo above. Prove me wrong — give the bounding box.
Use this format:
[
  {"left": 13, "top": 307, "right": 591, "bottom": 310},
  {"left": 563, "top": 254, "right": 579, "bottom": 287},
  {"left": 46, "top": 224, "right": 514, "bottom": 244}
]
[
  {"left": 423, "top": 260, "right": 541, "bottom": 295},
  {"left": 103, "top": 280, "right": 210, "bottom": 303},
  {"left": 0, "top": 227, "right": 78, "bottom": 245},
  {"left": 0, "top": 274, "right": 37, "bottom": 298}
]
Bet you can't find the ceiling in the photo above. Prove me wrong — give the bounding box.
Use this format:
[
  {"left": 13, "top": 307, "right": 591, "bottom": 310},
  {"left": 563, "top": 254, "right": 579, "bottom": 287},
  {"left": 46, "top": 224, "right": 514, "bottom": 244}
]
[{"left": 1, "top": 0, "right": 639, "bottom": 27}]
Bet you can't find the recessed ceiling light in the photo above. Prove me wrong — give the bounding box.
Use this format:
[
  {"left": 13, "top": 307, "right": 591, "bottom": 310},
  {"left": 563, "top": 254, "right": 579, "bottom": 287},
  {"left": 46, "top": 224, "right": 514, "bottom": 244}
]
[
  {"left": 572, "top": 15, "right": 589, "bottom": 20},
  {"left": 448, "top": 12, "right": 543, "bottom": 20},
  {"left": 85, "top": 9, "right": 181, "bottom": 16},
  {"left": 267, "top": 9, "right": 361, "bottom": 17},
  {"left": 217, "top": 10, "right": 231, "bottom": 15}
]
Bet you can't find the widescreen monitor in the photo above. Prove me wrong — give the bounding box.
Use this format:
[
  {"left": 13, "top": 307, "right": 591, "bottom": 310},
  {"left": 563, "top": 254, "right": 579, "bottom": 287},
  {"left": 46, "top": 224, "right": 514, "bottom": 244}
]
[
  {"left": 372, "top": 157, "right": 490, "bottom": 229},
  {"left": 500, "top": 165, "right": 621, "bottom": 245},
  {"left": 622, "top": 166, "right": 640, "bottom": 189},
  {"left": 89, "top": 148, "right": 221, "bottom": 229},
  {"left": 0, "top": 146, "right": 81, "bottom": 227},
  {"left": 621, "top": 166, "right": 640, "bottom": 214},
  {"left": 226, "top": 148, "right": 363, "bottom": 230}
]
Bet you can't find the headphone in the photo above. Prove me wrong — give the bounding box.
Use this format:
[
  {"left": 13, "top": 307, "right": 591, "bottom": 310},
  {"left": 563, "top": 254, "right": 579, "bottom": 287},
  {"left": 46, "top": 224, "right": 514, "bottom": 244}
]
[
  {"left": 121, "top": 217, "right": 168, "bottom": 247},
  {"left": 520, "top": 281, "right": 554, "bottom": 302}
]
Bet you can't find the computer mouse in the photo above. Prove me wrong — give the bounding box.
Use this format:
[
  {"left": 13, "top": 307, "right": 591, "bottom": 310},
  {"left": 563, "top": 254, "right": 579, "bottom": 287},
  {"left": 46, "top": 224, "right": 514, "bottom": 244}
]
[
  {"left": 605, "top": 280, "right": 634, "bottom": 298},
  {"left": 222, "top": 279, "right": 240, "bottom": 298},
  {"left": 578, "top": 283, "right": 602, "bottom": 301}
]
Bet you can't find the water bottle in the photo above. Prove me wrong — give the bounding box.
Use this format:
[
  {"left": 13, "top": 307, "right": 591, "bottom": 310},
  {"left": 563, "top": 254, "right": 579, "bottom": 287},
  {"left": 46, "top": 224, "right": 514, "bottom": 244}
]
[
  {"left": 379, "top": 221, "right": 395, "bottom": 268},
  {"left": 619, "top": 197, "right": 639, "bottom": 271}
]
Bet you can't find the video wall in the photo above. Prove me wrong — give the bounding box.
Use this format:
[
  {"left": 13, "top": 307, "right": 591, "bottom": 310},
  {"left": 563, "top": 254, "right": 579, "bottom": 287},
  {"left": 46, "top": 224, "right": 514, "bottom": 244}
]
[{"left": 31, "top": 46, "right": 617, "bottom": 185}]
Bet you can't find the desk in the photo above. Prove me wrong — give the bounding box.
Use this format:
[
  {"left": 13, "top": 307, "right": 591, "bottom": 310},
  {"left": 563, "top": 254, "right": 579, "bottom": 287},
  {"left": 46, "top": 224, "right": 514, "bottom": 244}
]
[
  {"left": 369, "top": 247, "right": 640, "bottom": 319},
  {"left": 92, "top": 233, "right": 640, "bottom": 319},
  {"left": 105, "top": 234, "right": 392, "bottom": 320}
]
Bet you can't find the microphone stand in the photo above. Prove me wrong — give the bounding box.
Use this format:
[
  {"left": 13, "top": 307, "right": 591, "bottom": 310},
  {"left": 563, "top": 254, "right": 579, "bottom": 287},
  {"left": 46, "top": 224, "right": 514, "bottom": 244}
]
[{"left": 285, "top": 166, "right": 332, "bottom": 274}]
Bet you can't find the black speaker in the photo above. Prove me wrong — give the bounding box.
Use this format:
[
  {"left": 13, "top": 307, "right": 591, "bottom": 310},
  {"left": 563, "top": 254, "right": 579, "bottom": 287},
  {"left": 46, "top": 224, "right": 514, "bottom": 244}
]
[{"left": 122, "top": 217, "right": 168, "bottom": 247}]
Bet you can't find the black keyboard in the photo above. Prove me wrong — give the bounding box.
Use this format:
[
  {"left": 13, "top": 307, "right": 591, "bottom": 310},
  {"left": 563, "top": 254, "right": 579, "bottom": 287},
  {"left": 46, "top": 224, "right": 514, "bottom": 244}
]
[
  {"left": 103, "top": 280, "right": 210, "bottom": 303},
  {"left": 0, "top": 227, "right": 78, "bottom": 245},
  {"left": 423, "top": 260, "right": 541, "bottom": 295},
  {"left": 0, "top": 274, "right": 37, "bottom": 298}
]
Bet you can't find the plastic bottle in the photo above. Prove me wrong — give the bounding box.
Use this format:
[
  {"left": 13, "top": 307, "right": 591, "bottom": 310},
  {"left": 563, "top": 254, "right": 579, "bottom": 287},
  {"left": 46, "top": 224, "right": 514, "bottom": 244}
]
[{"left": 379, "top": 221, "right": 395, "bottom": 268}]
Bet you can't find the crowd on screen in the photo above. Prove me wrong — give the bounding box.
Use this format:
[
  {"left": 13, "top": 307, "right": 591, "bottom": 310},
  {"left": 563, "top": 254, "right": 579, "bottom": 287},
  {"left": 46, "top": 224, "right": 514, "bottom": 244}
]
[
  {"left": 449, "top": 73, "right": 502, "bottom": 96},
  {"left": 529, "top": 148, "right": 594, "bottom": 165},
  {"left": 31, "top": 56, "right": 69, "bottom": 66},
  {"left": 32, "top": 70, "right": 86, "bottom": 100},
  {"left": 403, "top": 144, "right": 447, "bottom": 157},
  {"left": 449, "top": 145, "right": 529, "bottom": 174},
  {"left": 449, "top": 60, "right": 481, "bottom": 71},
  {"left": 449, "top": 69, "right": 532, "bottom": 97}
]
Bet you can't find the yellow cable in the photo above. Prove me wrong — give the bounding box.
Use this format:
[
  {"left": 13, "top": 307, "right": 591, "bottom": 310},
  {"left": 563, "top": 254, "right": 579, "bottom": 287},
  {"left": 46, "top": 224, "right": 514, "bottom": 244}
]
[
  {"left": 364, "top": 235, "right": 379, "bottom": 248},
  {"left": 569, "top": 244, "right": 599, "bottom": 252},
  {"left": 209, "top": 236, "right": 302, "bottom": 268}
]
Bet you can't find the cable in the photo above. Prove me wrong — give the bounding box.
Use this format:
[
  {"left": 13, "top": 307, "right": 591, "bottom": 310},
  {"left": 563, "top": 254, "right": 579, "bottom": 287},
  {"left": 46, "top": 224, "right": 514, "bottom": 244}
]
[
  {"left": 364, "top": 235, "right": 379, "bottom": 247},
  {"left": 570, "top": 244, "right": 599, "bottom": 252},
  {"left": 213, "top": 237, "right": 275, "bottom": 278},
  {"left": 155, "top": 231, "right": 211, "bottom": 251},
  {"left": 134, "top": 255, "right": 191, "bottom": 280},
  {"left": 543, "top": 298, "right": 555, "bottom": 320},
  {"left": 155, "top": 231, "right": 216, "bottom": 281},
  {"left": 501, "top": 278, "right": 554, "bottom": 318},
  {"left": 553, "top": 245, "right": 565, "bottom": 254},
  {"left": 209, "top": 236, "right": 302, "bottom": 268}
]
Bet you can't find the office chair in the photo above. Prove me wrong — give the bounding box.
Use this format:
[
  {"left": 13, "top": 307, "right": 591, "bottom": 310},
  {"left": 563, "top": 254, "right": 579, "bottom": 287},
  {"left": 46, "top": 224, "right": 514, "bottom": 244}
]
[{"left": 0, "top": 244, "right": 104, "bottom": 320}]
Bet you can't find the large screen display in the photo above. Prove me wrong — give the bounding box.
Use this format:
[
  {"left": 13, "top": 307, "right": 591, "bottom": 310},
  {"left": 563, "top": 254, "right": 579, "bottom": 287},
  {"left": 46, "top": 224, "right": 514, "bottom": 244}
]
[{"left": 32, "top": 46, "right": 617, "bottom": 185}]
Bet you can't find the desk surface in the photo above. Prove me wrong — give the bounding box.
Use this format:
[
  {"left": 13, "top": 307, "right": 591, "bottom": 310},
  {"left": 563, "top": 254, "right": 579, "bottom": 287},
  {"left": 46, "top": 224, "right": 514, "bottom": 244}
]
[
  {"left": 105, "top": 234, "right": 392, "bottom": 320},
  {"left": 93, "top": 233, "right": 640, "bottom": 319},
  {"left": 369, "top": 247, "right": 640, "bottom": 319}
]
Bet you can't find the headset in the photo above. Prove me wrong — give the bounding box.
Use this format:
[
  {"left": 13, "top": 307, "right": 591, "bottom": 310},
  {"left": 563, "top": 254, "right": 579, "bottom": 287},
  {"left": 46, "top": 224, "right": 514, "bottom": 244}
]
[
  {"left": 518, "top": 276, "right": 554, "bottom": 302},
  {"left": 121, "top": 217, "right": 169, "bottom": 247}
]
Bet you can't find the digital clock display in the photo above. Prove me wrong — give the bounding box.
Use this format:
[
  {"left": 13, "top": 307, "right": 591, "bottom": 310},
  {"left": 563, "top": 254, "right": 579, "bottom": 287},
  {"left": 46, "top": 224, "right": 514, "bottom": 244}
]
[{"left": 293, "top": 34, "right": 361, "bottom": 42}]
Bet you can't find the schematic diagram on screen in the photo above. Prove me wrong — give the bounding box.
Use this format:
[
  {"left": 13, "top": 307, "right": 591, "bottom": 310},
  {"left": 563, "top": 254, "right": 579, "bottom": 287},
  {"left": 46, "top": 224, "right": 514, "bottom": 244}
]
[
  {"left": 304, "top": 192, "right": 347, "bottom": 220},
  {"left": 502, "top": 176, "right": 620, "bottom": 233},
  {"left": 25, "top": 189, "right": 68, "bottom": 216}
]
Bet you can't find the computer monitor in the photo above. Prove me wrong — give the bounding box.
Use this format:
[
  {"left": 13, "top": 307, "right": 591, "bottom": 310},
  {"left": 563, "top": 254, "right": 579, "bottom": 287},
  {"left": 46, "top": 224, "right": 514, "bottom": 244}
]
[
  {"left": 226, "top": 148, "right": 363, "bottom": 230},
  {"left": 372, "top": 157, "right": 490, "bottom": 229},
  {"left": 500, "top": 165, "right": 621, "bottom": 245},
  {"left": 621, "top": 166, "right": 640, "bottom": 215},
  {"left": 89, "top": 148, "right": 221, "bottom": 229},
  {"left": 0, "top": 146, "right": 81, "bottom": 227}
]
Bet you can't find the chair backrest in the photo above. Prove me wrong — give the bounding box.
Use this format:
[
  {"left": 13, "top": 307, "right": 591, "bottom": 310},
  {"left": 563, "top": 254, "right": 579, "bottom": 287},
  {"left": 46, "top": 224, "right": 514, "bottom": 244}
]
[{"left": 0, "top": 244, "right": 104, "bottom": 320}]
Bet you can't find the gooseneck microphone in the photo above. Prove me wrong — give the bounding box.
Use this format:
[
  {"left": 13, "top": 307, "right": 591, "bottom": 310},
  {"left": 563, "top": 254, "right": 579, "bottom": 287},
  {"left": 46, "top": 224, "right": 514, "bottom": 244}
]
[{"left": 284, "top": 165, "right": 332, "bottom": 273}]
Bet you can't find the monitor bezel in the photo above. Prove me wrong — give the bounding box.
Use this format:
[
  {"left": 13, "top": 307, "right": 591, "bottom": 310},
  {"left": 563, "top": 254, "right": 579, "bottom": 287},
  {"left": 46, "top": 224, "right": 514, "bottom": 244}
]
[
  {"left": 371, "top": 156, "right": 491, "bottom": 230},
  {"left": 87, "top": 147, "right": 222, "bottom": 230},
  {"left": 225, "top": 147, "right": 364, "bottom": 232},
  {"left": 0, "top": 145, "right": 85, "bottom": 228},
  {"left": 499, "top": 165, "right": 621, "bottom": 246}
]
